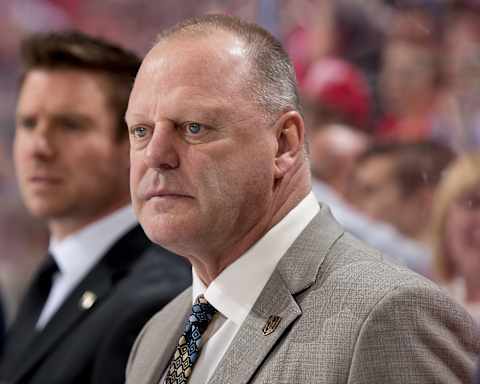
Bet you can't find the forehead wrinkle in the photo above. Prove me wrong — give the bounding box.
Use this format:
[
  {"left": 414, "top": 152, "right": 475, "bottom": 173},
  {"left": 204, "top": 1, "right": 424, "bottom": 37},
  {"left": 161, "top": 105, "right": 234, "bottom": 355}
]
[
  {"left": 151, "top": 33, "right": 250, "bottom": 92},
  {"left": 152, "top": 87, "right": 235, "bottom": 126}
]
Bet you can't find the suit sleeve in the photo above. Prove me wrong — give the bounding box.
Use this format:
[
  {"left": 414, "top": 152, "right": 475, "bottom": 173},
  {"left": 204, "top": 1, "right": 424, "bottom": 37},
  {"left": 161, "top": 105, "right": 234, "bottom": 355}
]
[
  {"left": 125, "top": 311, "right": 155, "bottom": 378},
  {"left": 348, "top": 284, "right": 479, "bottom": 384}
]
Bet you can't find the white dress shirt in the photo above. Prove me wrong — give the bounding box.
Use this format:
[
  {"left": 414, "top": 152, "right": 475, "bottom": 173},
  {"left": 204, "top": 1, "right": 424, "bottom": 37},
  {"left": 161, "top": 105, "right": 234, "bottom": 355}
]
[
  {"left": 161, "top": 192, "right": 319, "bottom": 384},
  {"left": 36, "top": 205, "right": 138, "bottom": 329}
]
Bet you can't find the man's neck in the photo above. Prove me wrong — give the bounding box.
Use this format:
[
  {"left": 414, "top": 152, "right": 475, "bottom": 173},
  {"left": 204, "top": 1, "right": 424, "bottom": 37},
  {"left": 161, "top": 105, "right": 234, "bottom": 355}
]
[
  {"left": 191, "top": 169, "right": 311, "bottom": 286},
  {"left": 48, "top": 200, "right": 131, "bottom": 241}
]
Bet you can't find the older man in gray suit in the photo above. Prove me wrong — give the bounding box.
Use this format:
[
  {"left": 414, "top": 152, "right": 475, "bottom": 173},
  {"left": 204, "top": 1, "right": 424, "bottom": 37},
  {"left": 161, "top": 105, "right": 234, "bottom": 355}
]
[{"left": 125, "top": 14, "right": 480, "bottom": 384}]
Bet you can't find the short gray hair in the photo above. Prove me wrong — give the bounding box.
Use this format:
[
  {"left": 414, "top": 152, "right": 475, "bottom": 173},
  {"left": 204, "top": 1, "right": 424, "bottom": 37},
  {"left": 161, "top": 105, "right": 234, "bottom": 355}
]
[{"left": 156, "top": 14, "right": 301, "bottom": 119}]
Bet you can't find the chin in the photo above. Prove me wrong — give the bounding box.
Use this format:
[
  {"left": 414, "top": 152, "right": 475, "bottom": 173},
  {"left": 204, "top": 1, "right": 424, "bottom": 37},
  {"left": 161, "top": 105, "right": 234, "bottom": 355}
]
[
  {"left": 25, "top": 198, "right": 67, "bottom": 220},
  {"left": 26, "top": 204, "right": 57, "bottom": 219},
  {"left": 143, "top": 216, "right": 199, "bottom": 255},
  {"left": 142, "top": 216, "right": 180, "bottom": 245}
]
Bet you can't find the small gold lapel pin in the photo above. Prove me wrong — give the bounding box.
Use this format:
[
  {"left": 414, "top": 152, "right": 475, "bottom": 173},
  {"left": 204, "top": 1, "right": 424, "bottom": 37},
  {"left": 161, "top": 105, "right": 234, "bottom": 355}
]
[
  {"left": 79, "top": 291, "right": 97, "bottom": 310},
  {"left": 262, "top": 315, "right": 281, "bottom": 336}
]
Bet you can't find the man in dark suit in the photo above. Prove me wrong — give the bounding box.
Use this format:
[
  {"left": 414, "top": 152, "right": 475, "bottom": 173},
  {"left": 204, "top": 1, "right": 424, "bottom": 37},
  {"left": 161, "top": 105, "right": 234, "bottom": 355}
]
[
  {"left": 0, "top": 31, "right": 191, "bottom": 384},
  {"left": 125, "top": 14, "right": 479, "bottom": 384}
]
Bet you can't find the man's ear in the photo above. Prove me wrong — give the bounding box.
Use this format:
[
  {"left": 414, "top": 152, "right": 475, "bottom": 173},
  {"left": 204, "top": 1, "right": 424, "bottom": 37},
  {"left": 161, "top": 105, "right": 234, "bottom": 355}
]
[{"left": 274, "top": 111, "right": 305, "bottom": 179}]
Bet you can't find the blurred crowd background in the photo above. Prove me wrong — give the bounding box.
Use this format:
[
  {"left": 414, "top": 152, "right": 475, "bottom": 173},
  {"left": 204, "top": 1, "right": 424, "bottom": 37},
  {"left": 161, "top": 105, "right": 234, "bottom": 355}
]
[{"left": 2, "top": 0, "right": 480, "bottom": 323}]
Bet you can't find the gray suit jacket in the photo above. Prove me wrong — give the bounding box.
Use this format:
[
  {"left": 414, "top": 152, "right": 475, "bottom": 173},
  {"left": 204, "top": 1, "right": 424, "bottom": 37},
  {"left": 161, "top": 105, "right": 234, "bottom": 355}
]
[{"left": 126, "top": 205, "right": 480, "bottom": 383}]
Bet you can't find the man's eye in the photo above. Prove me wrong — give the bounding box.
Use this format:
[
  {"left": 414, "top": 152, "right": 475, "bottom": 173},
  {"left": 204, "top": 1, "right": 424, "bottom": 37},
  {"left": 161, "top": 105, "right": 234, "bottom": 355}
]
[
  {"left": 184, "top": 122, "right": 204, "bottom": 135},
  {"left": 132, "top": 126, "right": 148, "bottom": 138},
  {"left": 17, "top": 117, "right": 36, "bottom": 130},
  {"left": 58, "top": 118, "right": 82, "bottom": 131}
]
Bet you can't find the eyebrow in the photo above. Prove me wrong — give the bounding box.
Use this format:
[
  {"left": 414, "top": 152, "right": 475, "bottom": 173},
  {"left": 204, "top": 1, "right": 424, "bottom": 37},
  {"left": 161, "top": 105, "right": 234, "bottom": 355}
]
[
  {"left": 124, "top": 112, "right": 146, "bottom": 126},
  {"left": 52, "top": 113, "right": 93, "bottom": 124}
]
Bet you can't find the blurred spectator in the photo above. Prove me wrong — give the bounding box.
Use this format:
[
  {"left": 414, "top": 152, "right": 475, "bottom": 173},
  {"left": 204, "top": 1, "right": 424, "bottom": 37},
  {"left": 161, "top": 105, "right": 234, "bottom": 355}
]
[
  {"left": 303, "top": 64, "right": 433, "bottom": 274},
  {"left": 286, "top": 0, "right": 384, "bottom": 88},
  {"left": 349, "top": 141, "right": 455, "bottom": 248},
  {"left": 307, "top": 124, "right": 432, "bottom": 275},
  {"left": 302, "top": 58, "right": 372, "bottom": 132},
  {"left": 376, "top": 37, "right": 444, "bottom": 140},
  {"left": 306, "top": 123, "right": 369, "bottom": 197},
  {"left": 431, "top": 152, "right": 480, "bottom": 321},
  {"left": 308, "top": 0, "right": 384, "bottom": 76},
  {"left": 385, "top": 0, "right": 446, "bottom": 42},
  {"left": 431, "top": 2, "right": 480, "bottom": 151}
]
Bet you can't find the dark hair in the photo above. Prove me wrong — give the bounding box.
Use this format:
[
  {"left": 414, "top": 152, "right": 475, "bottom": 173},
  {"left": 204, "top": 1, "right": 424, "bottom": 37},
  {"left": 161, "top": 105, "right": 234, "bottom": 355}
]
[
  {"left": 156, "top": 14, "right": 301, "bottom": 119},
  {"left": 19, "top": 31, "right": 141, "bottom": 140},
  {"left": 358, "top": 140, "right": 456, "bottom": 196}
]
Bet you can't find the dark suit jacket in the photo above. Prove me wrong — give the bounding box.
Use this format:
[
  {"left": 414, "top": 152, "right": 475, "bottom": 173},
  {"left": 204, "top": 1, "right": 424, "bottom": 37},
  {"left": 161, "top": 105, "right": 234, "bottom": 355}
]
[{"left": 0, "top": 225, "right": 191, "bottom": 384}]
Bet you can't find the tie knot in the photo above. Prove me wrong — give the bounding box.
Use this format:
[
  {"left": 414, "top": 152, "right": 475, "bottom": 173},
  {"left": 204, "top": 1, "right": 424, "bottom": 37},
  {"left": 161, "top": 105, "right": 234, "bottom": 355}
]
[
  {"left": 188, "top": 295, "right": 216, "bottom": 329},
  {"left": 185, "top": 295, "right": 217, "bottom": 333},
  {"left": 38, "top": 255, "right": 59, "bottom": 279},
  {"left": 36, "top": 255, "right": 59, "bottom": 292}
]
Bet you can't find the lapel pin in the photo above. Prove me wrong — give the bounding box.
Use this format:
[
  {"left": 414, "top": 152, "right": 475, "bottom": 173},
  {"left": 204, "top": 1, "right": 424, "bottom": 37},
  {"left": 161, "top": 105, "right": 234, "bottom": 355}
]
[
  {"left": 262, "top": 315, "right": 281, "bottom": 336},
  {"left": 79, "top": 291, "right": 97, "bottom": 310}
]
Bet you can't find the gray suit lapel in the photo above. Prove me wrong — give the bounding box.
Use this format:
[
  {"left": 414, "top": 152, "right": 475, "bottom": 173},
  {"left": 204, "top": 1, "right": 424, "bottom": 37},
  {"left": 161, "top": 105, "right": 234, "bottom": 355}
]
[
  {"left": 209, "top": 205, "right": 344, "bottom": 384},
  {"left": 208, "top": 270, "right": 300, "bottom": 384},
  {"left": 143, "top": 289, "right": 191, "bottom": 384}
]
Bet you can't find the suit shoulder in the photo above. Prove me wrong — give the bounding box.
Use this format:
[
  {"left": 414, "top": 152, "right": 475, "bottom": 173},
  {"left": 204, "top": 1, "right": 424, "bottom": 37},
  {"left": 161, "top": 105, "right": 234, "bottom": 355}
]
[
  {"left": 119, "top": 244, "right": 191, "bottom": 295},
  {"left": 320, "top": 232, "right": 435, "bottom": 294},
  {"left": 293, "top": 232, "right": 479, "bottom": 382},
  {"left": 131, "top": 244, "right": 191, "bottom": 283},
  {"left": 347, "top": 275, "right": 480, "bottom": 383},
  {"left": 304, "top": 231, "right": 450, "bottom": 327}
]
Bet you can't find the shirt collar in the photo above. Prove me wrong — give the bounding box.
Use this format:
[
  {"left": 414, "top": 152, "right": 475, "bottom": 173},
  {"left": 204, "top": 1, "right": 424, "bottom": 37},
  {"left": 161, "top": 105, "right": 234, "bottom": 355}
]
[
  {"left": 192, "top": 192, "right": 319, "bottom": 325},
  {"left": 49, "top": 205, "right": 138, "bottom": 279}
]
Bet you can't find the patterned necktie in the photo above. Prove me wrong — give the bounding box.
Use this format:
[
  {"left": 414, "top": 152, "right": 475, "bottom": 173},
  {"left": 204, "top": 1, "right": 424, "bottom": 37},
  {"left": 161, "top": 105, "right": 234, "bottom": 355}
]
[{"left": 164, "top": 295, "right": 217, "bottom": 384}]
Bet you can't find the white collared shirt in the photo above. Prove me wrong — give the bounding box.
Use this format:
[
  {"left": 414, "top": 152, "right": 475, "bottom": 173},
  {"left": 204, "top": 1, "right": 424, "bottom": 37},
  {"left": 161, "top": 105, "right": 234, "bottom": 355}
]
[
  {"left": 36, "top": 205, "right": 138, "bottom": 329},
  {"left": 161, "top": 192, "right": 319, "bottom": 383}
]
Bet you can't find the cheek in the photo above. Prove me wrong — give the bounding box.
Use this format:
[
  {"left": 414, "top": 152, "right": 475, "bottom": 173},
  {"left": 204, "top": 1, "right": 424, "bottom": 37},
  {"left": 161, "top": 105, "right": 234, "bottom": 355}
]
[
  {"left": 191, "top": 151, "right": 270, "bottom": 219},
  {"left": 217, "top": 153, "right": 273, "bottom": 205},
  {"left": 129, "top": 149, "right": 148, "bottom": 186},
  {"left": 71, "top": 145, "right": 123, "bottom": 186},
  {"left": 445, "top": 214, "right": 466, "bottom": 252},
  {"left": 13, "top": 139, "right": 28, "bottom": 173},
  {"left": 129, "top": 161, "right": 142, "bottom": 197}
]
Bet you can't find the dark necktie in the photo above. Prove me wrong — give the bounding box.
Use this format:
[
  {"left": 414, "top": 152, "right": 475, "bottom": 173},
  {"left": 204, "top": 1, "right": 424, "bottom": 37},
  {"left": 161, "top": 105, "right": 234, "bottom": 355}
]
[
  {"left": 22, "top": 255, "right": 59, "bottom": 327},
  {"left": 164, "top": 295, "right": 217, "bottom": 384},
  {"left": 0, "top": 255, "right": 58, "bottom": 370}
]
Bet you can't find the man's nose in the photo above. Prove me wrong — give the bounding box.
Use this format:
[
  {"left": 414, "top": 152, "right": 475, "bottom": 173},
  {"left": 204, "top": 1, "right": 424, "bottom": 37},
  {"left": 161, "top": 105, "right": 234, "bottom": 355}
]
[
  {"left": 145, "top": 123, "right": 180, "bottom": 170},
  {"left": 31, "top": 124, "right": 56, "bottom": 159}
]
